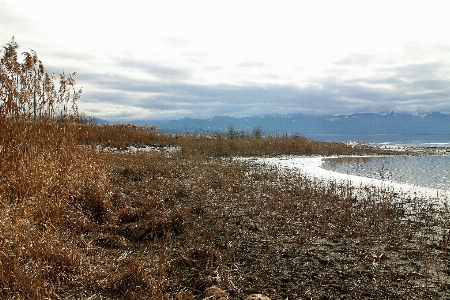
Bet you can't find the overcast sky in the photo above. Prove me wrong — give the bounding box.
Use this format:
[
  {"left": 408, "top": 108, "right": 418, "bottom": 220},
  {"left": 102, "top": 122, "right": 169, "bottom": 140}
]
[{"left": 1, "top": 1, "right": 450, "bottom": 121}]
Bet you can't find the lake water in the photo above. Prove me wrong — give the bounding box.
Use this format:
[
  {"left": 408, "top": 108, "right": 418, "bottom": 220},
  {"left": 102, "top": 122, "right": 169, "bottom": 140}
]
[
  {"left": 303, "top": 133, "right": 450, "bottom": 148},
  {"left": 322, "top": 156, "right": 450, "bottom": 190}
]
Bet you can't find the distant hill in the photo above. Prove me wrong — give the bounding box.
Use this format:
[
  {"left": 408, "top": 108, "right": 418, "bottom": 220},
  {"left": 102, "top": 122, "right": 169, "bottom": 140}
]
[
  {"left": 92, "top": 117, "right": 110, "bottom": 124},
  {"left": 132, "top": 112, "right": 450, "bottom": 137}
]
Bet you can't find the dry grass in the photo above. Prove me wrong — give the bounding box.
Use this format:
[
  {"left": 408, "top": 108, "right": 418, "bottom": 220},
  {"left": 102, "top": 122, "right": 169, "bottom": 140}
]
[
  {"left": 83, "top": 124, "right": 394, "bottom": 158},
  {"left": 78, "top": 123, "right": 166, "bottom": 150},
  {"left": 0, "top": 38, "right": 111, "bottom": 298},
  {"left": 2, "top": 39, "right": 450, "bottom": 299}
]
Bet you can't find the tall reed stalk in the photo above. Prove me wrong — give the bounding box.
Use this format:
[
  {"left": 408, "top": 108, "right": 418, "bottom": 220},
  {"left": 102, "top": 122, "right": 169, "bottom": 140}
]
[{"left": 0, "top": 38, "right": 109, "bottom": 298}]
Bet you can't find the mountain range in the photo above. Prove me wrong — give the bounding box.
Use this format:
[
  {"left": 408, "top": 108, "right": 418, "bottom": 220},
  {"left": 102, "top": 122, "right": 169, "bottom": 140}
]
[{"left": 124, "top": 112, "right": 450, "bottom": 137}]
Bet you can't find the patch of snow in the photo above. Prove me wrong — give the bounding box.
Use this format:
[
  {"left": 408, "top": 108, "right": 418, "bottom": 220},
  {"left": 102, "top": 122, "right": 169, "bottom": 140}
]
[{"left": 104, "top": 145, "right": 181, "bottom": 157}]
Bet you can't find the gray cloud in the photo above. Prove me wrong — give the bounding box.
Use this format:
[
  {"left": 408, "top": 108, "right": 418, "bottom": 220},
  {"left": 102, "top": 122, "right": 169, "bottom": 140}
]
[
  {"left": 73, "top": 45, "right": 450, "bottom": 121},
  {"left": 322, "top": 51, "right": 450, "bottom": 113},
  {"left": 117, "top": 59, "right": 191, "bottom": 81},
  {"left": 180, "top": 52, "right": 207, "bottom": 63},
  {"left": 0, "top": 5, "right": 39, "bottom": 46},
  {"left": 335, "top": 54, "right": 374, "bottom": 66}
]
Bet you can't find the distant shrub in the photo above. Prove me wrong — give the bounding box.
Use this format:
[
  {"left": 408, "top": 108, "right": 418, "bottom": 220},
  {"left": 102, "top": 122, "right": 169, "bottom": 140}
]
[{"left": 252, "top": 126, "right": 263, "bottom": 139}]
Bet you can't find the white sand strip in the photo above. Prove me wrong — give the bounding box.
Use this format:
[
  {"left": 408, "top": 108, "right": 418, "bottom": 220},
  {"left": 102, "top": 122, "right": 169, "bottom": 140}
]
[{"left": 238, "top": 156, "right": 450, "bottom": 211}]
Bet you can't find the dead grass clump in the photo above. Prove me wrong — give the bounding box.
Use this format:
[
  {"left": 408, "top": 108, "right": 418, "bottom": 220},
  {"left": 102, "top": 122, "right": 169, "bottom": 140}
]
[
  {"left": 119, "top": 209, "right": 187, "bottom": 243},
  {"left": 102, "top": 259, "right": 157, "bottom": 299},
  {"left": 89, "top": 232, "right": 131, "bottom": 250},
  {"left": 70, "top": 184, "right": 112, "bottom": 225},
  {"left": 118, "top": 205, "right": 141, "bottom": 223},
  {"left": 120, "top": 167, "right": 144, "bottom": 181}
]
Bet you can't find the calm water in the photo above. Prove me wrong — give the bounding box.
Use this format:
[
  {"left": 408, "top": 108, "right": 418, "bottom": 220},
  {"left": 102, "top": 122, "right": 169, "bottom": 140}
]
[
  {"left": 322, "top": 156, "right": 450, "bottom": 190},
  {"left": 303, "top": 133, "right": 450, "bottom": 147}
]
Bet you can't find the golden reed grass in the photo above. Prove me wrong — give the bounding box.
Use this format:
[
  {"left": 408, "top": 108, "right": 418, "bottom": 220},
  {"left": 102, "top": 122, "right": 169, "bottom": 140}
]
[{"left": 1, "top": 38, "right": 110, "bottom": 298}]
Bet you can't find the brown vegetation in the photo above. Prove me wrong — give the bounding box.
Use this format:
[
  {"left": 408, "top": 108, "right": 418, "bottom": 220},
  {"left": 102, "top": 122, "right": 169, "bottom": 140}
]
[{"left": 2, "top": 39, "right": 450, "bottom": 299}]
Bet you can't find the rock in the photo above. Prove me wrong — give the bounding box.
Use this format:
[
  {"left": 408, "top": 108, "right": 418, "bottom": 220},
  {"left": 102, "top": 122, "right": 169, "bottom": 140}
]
[{"left": 204, "top": 285, "right": 229, "bottom": 299}]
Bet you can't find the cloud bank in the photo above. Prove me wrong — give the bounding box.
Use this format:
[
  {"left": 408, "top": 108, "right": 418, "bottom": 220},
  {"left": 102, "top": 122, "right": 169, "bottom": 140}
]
[{"left": 73, "top": 43, "right": 450, "bottom": 121}]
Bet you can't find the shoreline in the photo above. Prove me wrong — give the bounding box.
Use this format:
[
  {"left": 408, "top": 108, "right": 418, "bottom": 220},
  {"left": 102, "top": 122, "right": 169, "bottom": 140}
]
[
  {"left": 239, "top": 154, "right": 450, "bottom": 210},
  {"left": 378, "top": 145, "right": 450, "bottom": 156}
]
